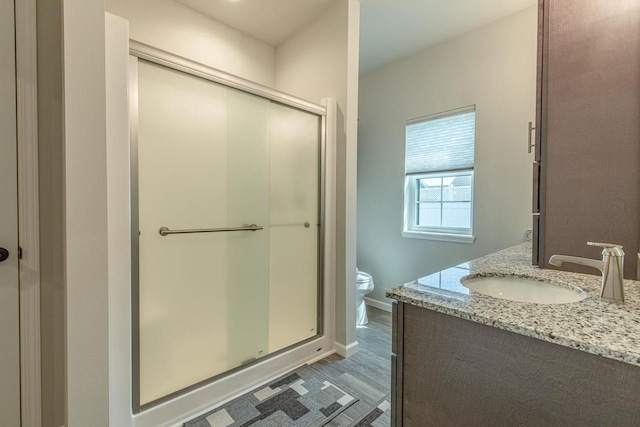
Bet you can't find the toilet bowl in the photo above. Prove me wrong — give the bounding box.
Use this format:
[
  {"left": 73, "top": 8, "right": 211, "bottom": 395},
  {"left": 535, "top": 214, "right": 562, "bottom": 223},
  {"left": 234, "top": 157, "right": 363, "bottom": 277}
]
[{"left": 356, "top": 269, "right": 374, "bottom": 325}]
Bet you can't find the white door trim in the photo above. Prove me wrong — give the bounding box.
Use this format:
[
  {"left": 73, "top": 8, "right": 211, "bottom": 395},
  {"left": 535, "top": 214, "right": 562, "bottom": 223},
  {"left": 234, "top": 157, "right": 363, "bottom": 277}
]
[
  {"left": 1, "top": 0, "right": 21, "bottom": 423},
  {"left": 16, "top": 0, "right": 42, "bottom": 425}
]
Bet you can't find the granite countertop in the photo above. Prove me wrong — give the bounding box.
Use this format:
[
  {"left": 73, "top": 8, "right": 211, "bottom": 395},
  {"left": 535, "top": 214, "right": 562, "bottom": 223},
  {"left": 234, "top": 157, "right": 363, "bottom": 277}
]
[{"left": 386, "top": 242, "right": 640, "bottom": 367}]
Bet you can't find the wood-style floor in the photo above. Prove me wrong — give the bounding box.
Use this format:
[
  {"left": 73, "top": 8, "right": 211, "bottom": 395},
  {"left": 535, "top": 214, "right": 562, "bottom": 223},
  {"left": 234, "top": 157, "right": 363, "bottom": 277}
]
[{"left": 311, "top": 306, "right": 392, "bottom": 426}]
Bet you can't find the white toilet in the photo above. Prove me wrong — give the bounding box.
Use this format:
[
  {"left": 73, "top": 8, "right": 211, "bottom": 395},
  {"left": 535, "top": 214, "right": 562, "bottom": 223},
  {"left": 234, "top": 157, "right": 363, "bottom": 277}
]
[{"left": 356, "top": 269, "right": 375, "bottom": 325}]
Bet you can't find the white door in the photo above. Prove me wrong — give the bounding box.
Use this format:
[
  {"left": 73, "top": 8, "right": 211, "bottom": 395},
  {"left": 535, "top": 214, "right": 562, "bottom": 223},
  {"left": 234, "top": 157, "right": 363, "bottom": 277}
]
[{"left": 0, "top": 0, "right": 22, "bottom": 425}]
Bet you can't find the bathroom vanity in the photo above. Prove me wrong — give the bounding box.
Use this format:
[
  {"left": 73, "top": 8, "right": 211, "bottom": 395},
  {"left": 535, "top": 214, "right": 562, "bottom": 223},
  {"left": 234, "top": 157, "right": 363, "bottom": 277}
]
[{"left": 387, "top": 243, "right": 640, "bottom": 426}]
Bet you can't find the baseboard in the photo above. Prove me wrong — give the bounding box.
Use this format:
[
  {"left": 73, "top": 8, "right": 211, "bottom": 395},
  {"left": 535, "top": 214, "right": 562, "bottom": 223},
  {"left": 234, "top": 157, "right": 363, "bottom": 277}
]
[
  {"left": 306, "top": 349, "right": 336, "bottom": 365},
  {"left": 335, "top": 340, "right": 359, "bottom": 358},
  {"left": 365, "top": 297, "right": 393, "bottom": 313}
]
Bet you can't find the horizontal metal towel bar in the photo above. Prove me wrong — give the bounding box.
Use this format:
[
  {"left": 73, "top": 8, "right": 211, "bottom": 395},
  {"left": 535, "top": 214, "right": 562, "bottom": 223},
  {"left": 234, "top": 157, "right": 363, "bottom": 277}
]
[
  {"left": 159, "top": 224, "right": 263, "bottom": 236},
  {"left": 270, "top": 222, "right": 312, "bottom": 228}
]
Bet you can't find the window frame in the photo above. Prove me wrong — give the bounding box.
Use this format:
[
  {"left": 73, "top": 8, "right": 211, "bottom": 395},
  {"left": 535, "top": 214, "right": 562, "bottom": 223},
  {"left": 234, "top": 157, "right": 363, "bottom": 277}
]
[
  {"left": 402, "top": 107, "right": 476, "bottom": 244},
  {"left": 403, "top": 169, "right": 475, "bottom": 241}
]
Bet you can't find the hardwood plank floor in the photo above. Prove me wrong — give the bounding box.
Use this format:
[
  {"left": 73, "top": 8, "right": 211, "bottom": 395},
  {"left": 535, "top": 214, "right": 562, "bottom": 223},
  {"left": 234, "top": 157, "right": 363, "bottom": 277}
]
[{"left": 311, "top": 306, "right": 392, "bottom": 426}]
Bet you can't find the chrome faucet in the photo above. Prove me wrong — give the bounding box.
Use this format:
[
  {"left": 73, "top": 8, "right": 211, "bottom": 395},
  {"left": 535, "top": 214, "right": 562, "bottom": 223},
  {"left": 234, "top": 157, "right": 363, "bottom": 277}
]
[{"left": 549, "top": 242, "right": 625, "bottom": 304}]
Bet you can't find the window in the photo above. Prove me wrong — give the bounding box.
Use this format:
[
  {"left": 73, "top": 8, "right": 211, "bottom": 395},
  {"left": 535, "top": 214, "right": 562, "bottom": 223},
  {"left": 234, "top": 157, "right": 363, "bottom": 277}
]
[{"left": 403, "top": 106, "right": 476, "bottom": 243}]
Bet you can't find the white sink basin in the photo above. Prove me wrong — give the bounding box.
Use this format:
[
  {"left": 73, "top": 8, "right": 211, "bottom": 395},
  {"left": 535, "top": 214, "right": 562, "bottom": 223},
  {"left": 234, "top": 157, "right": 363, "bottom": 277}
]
[{"left": 461, "top": 276, "right": 586, "bottom": 304}]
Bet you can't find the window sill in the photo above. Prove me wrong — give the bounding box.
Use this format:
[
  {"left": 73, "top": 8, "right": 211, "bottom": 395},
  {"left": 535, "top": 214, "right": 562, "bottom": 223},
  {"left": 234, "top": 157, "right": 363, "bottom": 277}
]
[{"left": 401, "top": 230, "right": 476, "bottom": 244}]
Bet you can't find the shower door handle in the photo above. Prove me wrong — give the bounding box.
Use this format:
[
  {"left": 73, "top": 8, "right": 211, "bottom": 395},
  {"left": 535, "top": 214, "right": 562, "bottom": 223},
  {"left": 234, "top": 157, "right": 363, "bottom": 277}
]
[{"left": 159, "top": 224, "right": 263, "bottom": 236}]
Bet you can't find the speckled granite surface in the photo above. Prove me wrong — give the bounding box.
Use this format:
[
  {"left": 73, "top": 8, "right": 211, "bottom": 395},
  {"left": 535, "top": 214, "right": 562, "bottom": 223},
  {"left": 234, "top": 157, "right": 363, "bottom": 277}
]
[{"left": 386, "top": 243, "right": 640, "bottom": 367}]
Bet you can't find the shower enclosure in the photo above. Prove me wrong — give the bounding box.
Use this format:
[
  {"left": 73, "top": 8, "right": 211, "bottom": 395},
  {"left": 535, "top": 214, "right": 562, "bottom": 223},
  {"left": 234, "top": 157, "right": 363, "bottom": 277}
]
[{"left": 129, "top": 43, "right": 325, "bottom": 410}]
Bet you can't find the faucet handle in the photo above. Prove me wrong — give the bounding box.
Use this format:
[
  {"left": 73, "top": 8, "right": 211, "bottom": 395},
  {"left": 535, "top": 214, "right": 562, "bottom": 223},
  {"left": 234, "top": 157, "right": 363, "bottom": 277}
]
[{"left": 587, "top": 242, "right": 625, "bottom": 256}]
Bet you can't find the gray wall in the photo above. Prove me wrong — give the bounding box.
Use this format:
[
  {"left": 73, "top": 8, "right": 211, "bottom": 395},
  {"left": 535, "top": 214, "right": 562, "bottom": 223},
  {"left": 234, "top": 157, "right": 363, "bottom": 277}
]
[{"left": 357, "top": 7, "right": 537, "bottom": 303}]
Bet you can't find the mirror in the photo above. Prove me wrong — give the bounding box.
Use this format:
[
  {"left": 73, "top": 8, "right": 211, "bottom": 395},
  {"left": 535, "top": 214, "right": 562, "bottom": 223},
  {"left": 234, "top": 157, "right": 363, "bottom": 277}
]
[{"left": 356, "top": 1, "right": 539, "bottom": 301}]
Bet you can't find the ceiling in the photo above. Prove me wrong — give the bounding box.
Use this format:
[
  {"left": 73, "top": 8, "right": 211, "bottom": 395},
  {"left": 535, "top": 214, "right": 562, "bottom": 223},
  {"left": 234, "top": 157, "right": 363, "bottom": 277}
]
[
  {"left": 359, "top": 0, "right": 537, "bottom": 72},
  {"left": 176, "top": 0, "right": 537, "bottom": 73},
  {"left": 175, "top": 0, "right": 338, "bottom": 47}
]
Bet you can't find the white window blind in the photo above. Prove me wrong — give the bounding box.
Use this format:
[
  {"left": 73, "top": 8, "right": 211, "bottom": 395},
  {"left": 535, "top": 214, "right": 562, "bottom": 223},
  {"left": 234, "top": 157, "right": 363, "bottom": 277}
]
[{"left": 405, "top": 106, "right": 475, "bottom": 174}]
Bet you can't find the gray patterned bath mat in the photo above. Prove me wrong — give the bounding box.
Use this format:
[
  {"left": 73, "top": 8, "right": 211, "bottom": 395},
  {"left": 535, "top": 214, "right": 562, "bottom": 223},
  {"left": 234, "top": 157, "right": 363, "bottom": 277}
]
[
  {"left": 349, "top": 394, "right": 391, "bottom": 427},
  {"left": 184, "top": 365, "right": 359, "bottom": 427}
]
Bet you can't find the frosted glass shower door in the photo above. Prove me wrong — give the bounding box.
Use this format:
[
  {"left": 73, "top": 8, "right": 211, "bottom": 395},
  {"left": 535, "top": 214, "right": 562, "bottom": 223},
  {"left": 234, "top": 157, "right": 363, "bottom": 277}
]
[
  {"left": 268, "top": 103, "right": 321, "bottom": 352},
  {"left": 136, "top": 61, "right": 270, "bottom": 406}
]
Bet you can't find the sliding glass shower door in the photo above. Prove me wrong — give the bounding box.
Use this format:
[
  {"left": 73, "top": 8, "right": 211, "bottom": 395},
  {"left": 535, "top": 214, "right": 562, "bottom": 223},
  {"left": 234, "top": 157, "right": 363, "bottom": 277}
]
[{"left": 134, "top": 59, "right": 322, "bottom": 408}]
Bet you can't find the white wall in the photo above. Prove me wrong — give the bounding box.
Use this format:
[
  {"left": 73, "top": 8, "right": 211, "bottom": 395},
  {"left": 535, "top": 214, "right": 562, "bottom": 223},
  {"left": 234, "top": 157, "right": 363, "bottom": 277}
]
[
  {"left": 358, "top": 7, "right": 537, "bottom": 303},
  {"left": 275, "top": 0, "right": 348, "bottom": 108},
  {"left": 105, "top": 0, "right": 276, "bottom": 87},
  {"left": 275, "top": 0, "right": 360, "bottom": 353},
  {"left": 63, "top": 0, "right": 110, "bottom": 425},
  {"left": 106, "top": 13, "right": 133, "bottom": 427}
]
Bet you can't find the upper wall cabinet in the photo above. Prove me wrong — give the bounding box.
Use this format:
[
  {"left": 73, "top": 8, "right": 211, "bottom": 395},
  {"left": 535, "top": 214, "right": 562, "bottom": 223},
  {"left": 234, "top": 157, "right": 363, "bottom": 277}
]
[{"left": 534, "top": 0, "right": 640, "bottom": 279}]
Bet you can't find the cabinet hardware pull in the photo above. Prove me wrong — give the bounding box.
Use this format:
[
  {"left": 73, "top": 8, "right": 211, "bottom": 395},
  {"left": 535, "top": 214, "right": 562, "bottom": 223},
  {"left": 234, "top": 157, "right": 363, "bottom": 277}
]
[{"left": 528, "top": 121, "right": 536, "bottom": 154}]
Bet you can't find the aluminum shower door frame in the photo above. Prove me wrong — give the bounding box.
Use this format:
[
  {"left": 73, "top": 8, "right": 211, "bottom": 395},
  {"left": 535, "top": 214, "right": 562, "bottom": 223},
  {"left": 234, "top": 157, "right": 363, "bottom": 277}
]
[{"left": 128, "top": 41, "right": 328, "bottom": 413}]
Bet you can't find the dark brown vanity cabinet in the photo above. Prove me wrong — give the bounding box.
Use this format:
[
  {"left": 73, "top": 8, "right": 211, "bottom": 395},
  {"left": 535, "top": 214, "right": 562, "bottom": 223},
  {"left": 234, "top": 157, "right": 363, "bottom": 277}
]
[
  {"left": 391, "top": 302, "right": 640, "bottom": 426},
  {"left": 533, "top": 0, "right": 640, "bottom": 278}
]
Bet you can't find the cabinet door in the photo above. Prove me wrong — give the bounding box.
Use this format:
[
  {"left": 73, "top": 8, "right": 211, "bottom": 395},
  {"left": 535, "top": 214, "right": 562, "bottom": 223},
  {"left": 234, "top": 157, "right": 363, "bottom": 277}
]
[
  {"left": 391, "top": 302, "right": 403, "bottom": 427},
  {"left": 539, "top": 0, "right": 640, "bottom": 278},
  {"left": 532, "top": 214, "right": 540, "bottom": 265},
  {"left": 534, "top": 0, "right": 545, "bottom": 163},
  {"left": 532, "top": 162, "right": 540, "bottom": 265},
  {"left": 400, "top": 305, "right": 640, "bottom": 425},
  {"left": 532, "top": 0, "right": 546, "bottom": 264}
]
